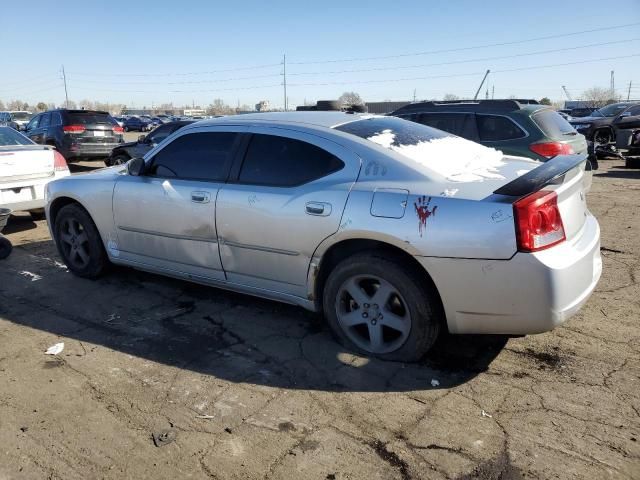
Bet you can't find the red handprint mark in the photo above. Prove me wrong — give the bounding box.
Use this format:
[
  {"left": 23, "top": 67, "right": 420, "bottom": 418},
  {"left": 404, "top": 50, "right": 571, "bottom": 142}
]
[{"left": 414, "top": 196, "right": 437, "bottom": 237}]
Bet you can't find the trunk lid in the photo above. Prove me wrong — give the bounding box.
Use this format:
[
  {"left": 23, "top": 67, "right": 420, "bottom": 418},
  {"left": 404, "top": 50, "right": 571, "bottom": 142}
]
[
  {"left": 65, "top": 111, "right": 119, "bottom": 145},
  {"left": 0, "top": 146, "right": 54, "bottom": 183}
]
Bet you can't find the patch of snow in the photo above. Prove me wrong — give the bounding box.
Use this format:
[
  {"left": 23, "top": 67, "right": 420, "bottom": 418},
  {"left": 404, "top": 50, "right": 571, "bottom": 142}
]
[
  {"left": 19, "top": 271, "right": 42, "bottom": 282},
  {"left": 516, "top": 169, "right": 530, "bottom": 177},
  {"left": 441, "top": 188, "right": 459, "bottom": 197},
  {"left": 368, "top": 134, "right": 507, "bottom": 183},
  {"left": 45, "top": 342, "right": 64, "bottom": 355},
  {"left": 430, "top": 379, "right": 440, "bottom": 387}
]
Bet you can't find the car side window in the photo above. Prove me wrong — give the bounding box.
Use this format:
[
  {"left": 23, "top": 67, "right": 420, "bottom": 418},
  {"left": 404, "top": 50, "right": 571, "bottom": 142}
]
[
  {"left": 147, "top": 124, "right": 172, "bottom": 144},
  {"left": 238, "top": 134, "right": 344, "bottom": 187},
  {"left": 148, "top": 132, "right": 237, "bottom": 181},
  {"left": 415, "top": 113, "right": 479, "bottom": 141},
  {"left": 39, "top": 113, "right": 51, "bottom": 129},
  {"left": 26, "top": 115, "right": 40, "bottom": 130},
  {"left": 476, "top": 115, "right": 526, "bottom": 141},
  {"left": 626, "top": 106, "right": 640, "bottom": 116}
]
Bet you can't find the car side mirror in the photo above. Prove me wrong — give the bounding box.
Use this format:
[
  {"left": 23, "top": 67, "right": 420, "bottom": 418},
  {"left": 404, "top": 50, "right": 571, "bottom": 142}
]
[{"left": 128, "top": 157, "right": 145, "bottom": 176}]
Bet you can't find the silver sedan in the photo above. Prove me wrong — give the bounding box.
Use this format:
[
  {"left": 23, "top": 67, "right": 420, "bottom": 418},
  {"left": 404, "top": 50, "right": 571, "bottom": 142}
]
[{"left": 45, "top": 112, "right": 601, "bottom": 361}]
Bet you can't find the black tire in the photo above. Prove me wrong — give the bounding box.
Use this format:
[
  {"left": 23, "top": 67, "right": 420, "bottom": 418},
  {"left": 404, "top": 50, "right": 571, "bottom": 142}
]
[
  {"left": 29, "top": 209, "right": 46, "bottom": 221},
  {"left": 124, "top": 126, "right": 130, "bottom": 132},
  {"left": 322, "top": 252, "right": 442, "bottom": 362},
  {"left": 53, "top": 203, "right": 108, "bottom": 278},
  {"left": 626, "top": 158, "right": 640, "bottom": 169},
  {"left": 593, "top": 129, "right": 611, "bottom": 145},
  {"left": 316, "top": 100, "right": 342, "bottom": 111},
  {"left": 111, "top": 154, "right": 130, "bottom": 166},
  {"left": 0, "top": 235, "right": 12, "bottom": 260}
]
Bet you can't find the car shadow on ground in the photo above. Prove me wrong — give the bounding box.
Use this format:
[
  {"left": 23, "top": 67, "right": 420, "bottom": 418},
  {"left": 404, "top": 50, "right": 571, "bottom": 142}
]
[
  {"left": 2, "top": 214, "right": 38, "bottom": 234},
  {"left": 0, "top": 239, "right": 508, "bottom": 393},
  {"left": 68, "top": 162, "right": 106, "bottom": 173},
  {"left": 594, "top": 167, "right": 640, "bottom": 179}
]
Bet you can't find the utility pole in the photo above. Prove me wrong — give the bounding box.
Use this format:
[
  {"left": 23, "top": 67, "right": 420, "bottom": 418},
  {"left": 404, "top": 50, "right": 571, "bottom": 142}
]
[
  {"left": 492, "top": 85, "right": 495, "bottom": 99},
  {"left": 413, "top": 89, "right": 416, "bottom": 102},
  {"left": 610, "top": 70, "right": 615, "bottom": 98},
  {"left": 61, "top": 65, "right": 69, "bottom": 108},
  {"left": 282, "top": 54, "right": 287, "bottom": 111},
  {"left": 473, "top": 69, "right": 490, "bottom": 101},
  {"left": 628, "top": 81, "right": 632, "bottom": 101}
]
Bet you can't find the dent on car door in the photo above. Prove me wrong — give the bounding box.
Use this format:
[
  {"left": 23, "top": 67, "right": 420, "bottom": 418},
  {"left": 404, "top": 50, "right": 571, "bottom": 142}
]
[
  {"left": 216, "top": 128, "right": 361, "bottom": 298},
  {"left": 111, "top": 130, "right": 241, "bottom": 280}
]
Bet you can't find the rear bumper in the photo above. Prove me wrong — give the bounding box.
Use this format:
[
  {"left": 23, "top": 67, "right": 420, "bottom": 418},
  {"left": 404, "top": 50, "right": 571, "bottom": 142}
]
[
  {"left": 0, "top": 171, "right": 70, "bottom": 213},
  {"left": 65, "top": 143, "right": 120, "bottom": 160},
  {"left": 418, "top": 213, "right": 602, "bottom": 334}
]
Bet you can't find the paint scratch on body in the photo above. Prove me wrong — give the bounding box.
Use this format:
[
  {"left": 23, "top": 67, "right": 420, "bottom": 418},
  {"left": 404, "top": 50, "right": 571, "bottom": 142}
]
[
  {"left": 414, "top": 196, "right": 437, "bottom": 237},
  {"left": 491, "top": 209, "right": 513, "bottom": 223}
]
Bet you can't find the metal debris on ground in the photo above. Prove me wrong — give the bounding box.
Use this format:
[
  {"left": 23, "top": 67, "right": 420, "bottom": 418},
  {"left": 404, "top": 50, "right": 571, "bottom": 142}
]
[{"left": 481, "top": 410, "right": 493, "bottom": 418}]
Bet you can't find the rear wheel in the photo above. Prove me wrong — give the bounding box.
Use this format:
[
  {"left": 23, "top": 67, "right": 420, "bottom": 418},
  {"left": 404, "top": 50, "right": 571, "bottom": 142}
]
[
  {"left": 323, "top": 253, "right": 442, "bottom": 362},
  {"left": 593, "top": 129, "right": 612, "bottom": 145},
  {"left": 124, "top": 126, "right": 130, "bottom": 132},
  {"left": 54, "top": 204, "right": 108, "bottom": 278},
  {"left": 0, "top": 235, "right": 12, "bottom": 260}
]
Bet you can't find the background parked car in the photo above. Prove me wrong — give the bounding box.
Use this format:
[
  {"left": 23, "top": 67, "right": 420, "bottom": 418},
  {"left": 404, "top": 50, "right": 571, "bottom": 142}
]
[
  {"left": 24, "top": 109, "right": 124, "bottom": 162},
  {"left": 9, "top": 111, "right": 33, "bottom": 130},
  {"left": 113, "top": 116, "right": 126, "bottom": 128},
  {"left": 123, "top": 117, "right": 151, "bottom": 132},
  {"left": 0, "top": 112, "right": 19, "bottom": 130},
  {"left": 569, "top": 102, "right": 640, "bottom": 144},
  {"left": 568, "top": 107, "right": 598, "bottom": 118},
  {"left": 0, "top": 126, "right": 70, "bottom": 219},
  {"left": 105, "top": 120, "right": 194, "bottom": 166},
  {"left": 391, "top": 99, "right": 587, "bottom": 162}
]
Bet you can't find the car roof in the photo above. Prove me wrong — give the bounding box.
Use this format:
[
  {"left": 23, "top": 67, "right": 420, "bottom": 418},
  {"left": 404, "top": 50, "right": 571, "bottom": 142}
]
[
  {"left": 391, "top": 99, "right": 546, "bottom": 115},
  {"left": 196, "top": 111, "right": 371, "bottom": 129}
]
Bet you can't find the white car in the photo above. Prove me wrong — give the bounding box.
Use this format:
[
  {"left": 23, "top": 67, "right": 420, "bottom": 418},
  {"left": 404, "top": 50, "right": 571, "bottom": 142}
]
[{"left": 0, "top": 126, "right": 70, "bottom": 218}]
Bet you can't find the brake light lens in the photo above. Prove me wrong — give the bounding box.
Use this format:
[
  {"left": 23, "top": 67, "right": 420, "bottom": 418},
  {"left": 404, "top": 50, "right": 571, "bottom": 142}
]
[
  {"left": 113, "top": 125, "right": 124, "bottom": 134},
  {"left": 53, "top": 150, "right": 69, "bottom": 172},
  {"left": 529, "top": 142, "right": 574, "bottom": 158},
  {"left": 513, "top": 190, "right": 565, "bottom": 252},
  {"left": 63, "top": 124, "right": 86, "bottom": 134}
]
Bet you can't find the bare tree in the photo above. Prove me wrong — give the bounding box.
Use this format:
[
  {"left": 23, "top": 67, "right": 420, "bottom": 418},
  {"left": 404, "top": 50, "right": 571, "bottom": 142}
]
[
  {"left": 443, "top": 93, "right": 460, "bottom": 101},
  {"left": 0, "top": 100, "right": 4, "bottom": 110},
  {"left": 36, "top": 102, "right": 47, "bottom": 111},
  {"left": 207, "top": 98, "right": 234, "bottom": 116},
  {"left": 539, "top": 97, "right": 551, "bottom": 105},
  {"left": 79, "top": 99, "right": 95, "bottom": 110},
  {"left": 66, "top": 100, "right": 77, "bottom": 109},
  {"left": 581, "top": 87, "right": 619, "bottom": 108},
  {"left": 338, "top": 92, "right": 364, "bottom": 105}
]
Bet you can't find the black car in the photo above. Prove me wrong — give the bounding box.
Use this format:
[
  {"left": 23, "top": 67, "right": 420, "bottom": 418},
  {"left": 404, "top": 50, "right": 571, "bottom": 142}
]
[
  {"left": 105, "top": 120, "right": 194, "bottom": 166},
  {"left": 569, "top": 102, "right": 640, "bottom": 144},
  {"left": 568, "top": 107, "right": 598, "bottom": 118},
  {"left": 24, "top": 109, "right": 123, "bottom": 162},
  {"left": 123, "top": 117, "right": 151, "bottom": 132}
]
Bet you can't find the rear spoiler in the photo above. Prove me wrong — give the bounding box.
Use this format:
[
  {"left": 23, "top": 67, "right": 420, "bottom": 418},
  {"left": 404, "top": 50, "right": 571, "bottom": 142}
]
[{"left": 493, "top": 154, "right": 587, "bottom": 197}]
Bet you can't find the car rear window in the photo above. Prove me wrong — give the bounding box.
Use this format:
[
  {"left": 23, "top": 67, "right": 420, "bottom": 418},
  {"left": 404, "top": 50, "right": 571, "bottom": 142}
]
[
  {"left": 0, "top": 127, "right": 35, "bottom": 146},
  {"left": 477, "top": 115, "right": 526, "bottom": 141},
  {"left": 532, "top": 109, "right": 576, "bottom": 138},
  {"left": 66, "top": 112, "right": 116, "bottom": 125},
  {"left": 334, "top": 116, "right": 451, "bottom": 146}
]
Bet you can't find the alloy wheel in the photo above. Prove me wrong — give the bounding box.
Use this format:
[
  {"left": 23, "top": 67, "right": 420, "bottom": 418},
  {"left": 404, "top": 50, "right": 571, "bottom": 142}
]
[{"left": 59, "top": 217, "right": 91, "bottom": 270}]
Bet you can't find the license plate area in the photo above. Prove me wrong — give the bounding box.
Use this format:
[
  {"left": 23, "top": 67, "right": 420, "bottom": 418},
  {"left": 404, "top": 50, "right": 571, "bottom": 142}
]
[
  {"left": 1, "top": 186, "right": 35, "bottom": 202},
  {"left": 94, "top": 130, "right": 106, "bottom": 137}
]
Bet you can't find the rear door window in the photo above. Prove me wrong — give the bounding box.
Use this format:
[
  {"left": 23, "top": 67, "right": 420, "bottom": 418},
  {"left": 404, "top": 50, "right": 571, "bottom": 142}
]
[
  {"left": 51, "top": 111, "right": 63, "bottom": 126},
  {"left": 476, "top": 115, "right": 526, "bottom": 141},
  {"left": 238, "top": 134, "right": 344, "bottom": 187},
  {"left": 39, "top": 113, "right": 51, "bottom": 128},
  {"left": 415, "top": 112, "right": 479, "bottom": 141},
  {"left": 149, "top": 132, "right": 238, "bottom": 181},
  {"left": 26, "top": 115, "right": 40, "bottom": 130},
  {"left": 532, "top": 109, "right": 576, "bottom": 138}
]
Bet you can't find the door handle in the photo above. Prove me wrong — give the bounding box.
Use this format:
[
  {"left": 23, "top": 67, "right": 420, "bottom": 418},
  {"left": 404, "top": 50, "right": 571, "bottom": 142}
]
[
  {"left": 191, "top": 191, "right": 211, "bottom": 203},
  {"left": 305, "top": 202, "right": 331, "bottom": 216}
]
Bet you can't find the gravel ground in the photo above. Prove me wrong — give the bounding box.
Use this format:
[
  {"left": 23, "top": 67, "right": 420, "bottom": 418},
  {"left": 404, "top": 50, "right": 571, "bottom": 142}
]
[{"left": 0, "top": 159, "right": 638, "bottom": 480}]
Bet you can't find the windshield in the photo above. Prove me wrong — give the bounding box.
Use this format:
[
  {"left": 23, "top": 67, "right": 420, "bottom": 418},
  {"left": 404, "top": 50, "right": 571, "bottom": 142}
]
[
  {"left": 0, "top": 126, "right": 35, "bottom": 146},
  {"left": 593, "top": 104, "right": 632, "bottom": 118},
  {"left": 11, "top": 112, "right": 31, "bottom": 120},
  {"left": 67, "top": 112, "right": 117, "bottom": 125}
]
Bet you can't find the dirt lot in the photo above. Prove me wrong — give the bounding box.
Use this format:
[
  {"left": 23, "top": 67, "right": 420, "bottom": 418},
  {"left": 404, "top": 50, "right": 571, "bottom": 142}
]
[{"left": 0, "top": 159, "right": 638, "bottom": 480}]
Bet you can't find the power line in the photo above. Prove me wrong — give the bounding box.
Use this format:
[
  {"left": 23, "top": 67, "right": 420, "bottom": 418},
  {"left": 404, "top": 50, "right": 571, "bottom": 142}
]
[
  {"left": 67, "top": 73, "right": 282, "bottom": 86},
  {"left": 288, "top": 38, "right": 640, "bottom": 76},
  {"left": 288, "top": 22, "right": 640, "bottom": 64},
  {"left": 70, "top": 83, "right": 283, "bottom": 94},
  {"left": 288, "top": 54, "right": 640, "bottom": 88},
  {"left": 66, "top": 63, "right": 281, "bottom": 78}
]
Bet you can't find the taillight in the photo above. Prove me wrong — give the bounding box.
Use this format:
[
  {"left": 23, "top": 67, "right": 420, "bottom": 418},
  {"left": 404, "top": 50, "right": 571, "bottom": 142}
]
[
  {"left": 63, "top": 124, "right": 86, "bottom": 134},
  {"left": 113, "top": 126, "right": 124, "bottom": 134},
  {"left": 53, "top": 150, "right": 69, "bottom": 172},
  {"left": 529, "top": 142, "right": 574, "bottom": 158},
  {"left": 513, "top": 190, "right": 565, "bottom": 252}
]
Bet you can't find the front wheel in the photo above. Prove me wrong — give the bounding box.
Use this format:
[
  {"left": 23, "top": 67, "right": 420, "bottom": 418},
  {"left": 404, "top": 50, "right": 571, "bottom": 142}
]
[
  {"left": 54, "top": 204, "right": 108, "bottom": 278},
  {"left": 323, "top": 253, "right": 442, "bottom": 362},
  {"left": 111, "top": 154, "right": 130, "bottom": 166}
]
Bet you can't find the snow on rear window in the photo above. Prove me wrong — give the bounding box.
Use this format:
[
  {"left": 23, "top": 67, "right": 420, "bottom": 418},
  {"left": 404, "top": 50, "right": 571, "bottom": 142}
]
[{"left": 335, "top": 117, "right": 506, "bottom": 182}]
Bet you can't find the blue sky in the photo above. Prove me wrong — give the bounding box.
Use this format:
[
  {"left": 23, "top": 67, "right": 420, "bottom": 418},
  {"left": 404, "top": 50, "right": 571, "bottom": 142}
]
[{"left": 2, "top": 0, "right": 639, "bottom": 108}]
